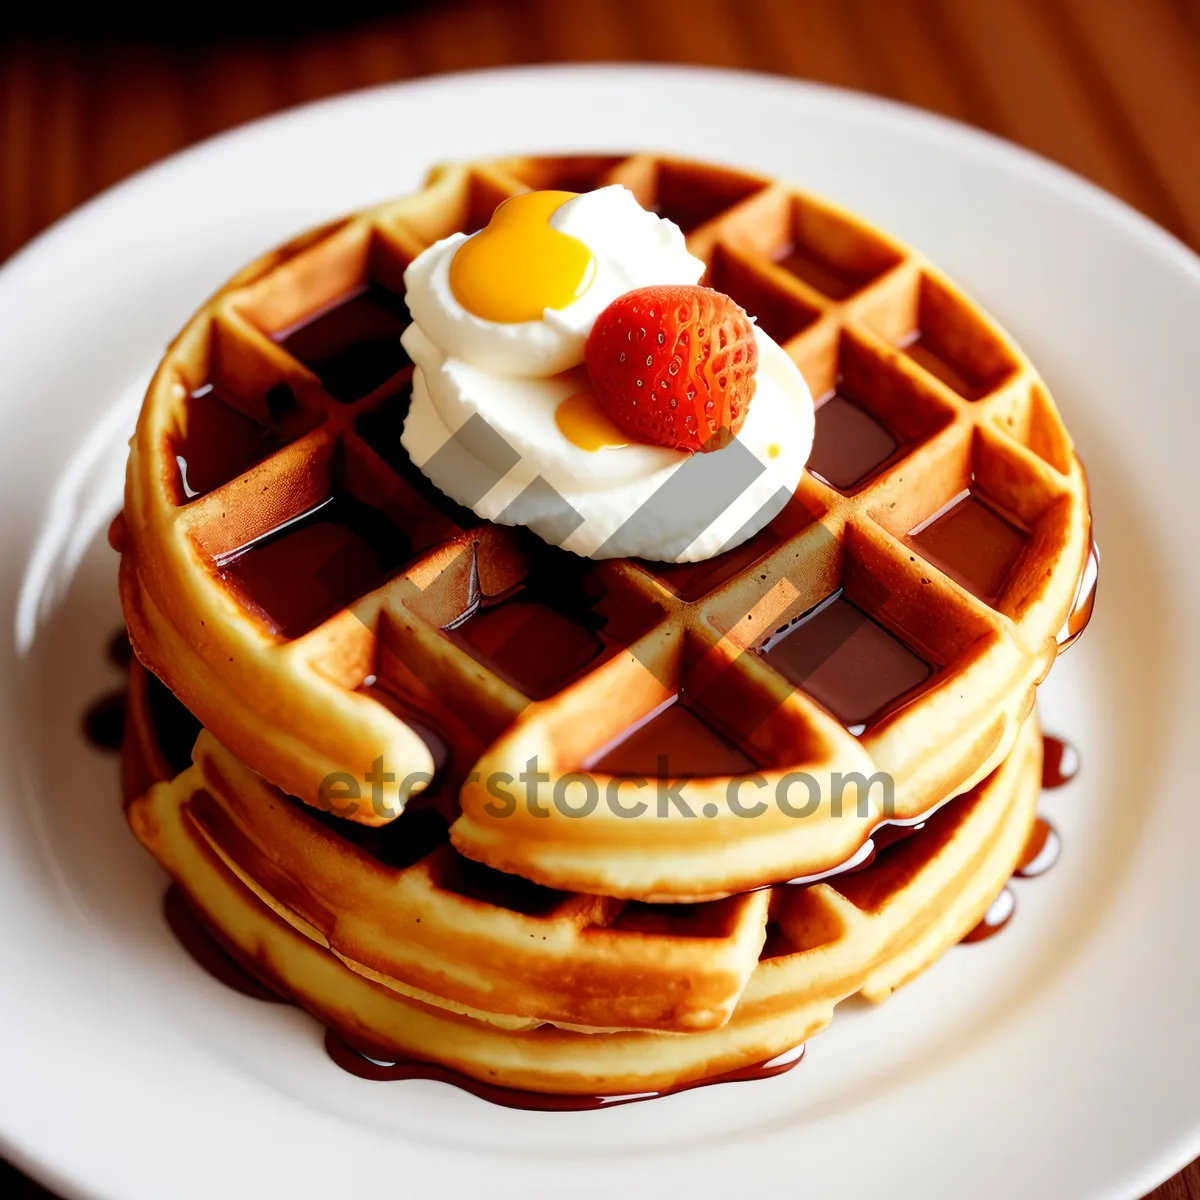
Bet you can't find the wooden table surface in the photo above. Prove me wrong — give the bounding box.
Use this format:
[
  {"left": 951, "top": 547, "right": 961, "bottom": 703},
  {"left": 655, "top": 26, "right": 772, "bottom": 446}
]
[{"left": 1, "top": 1, "right": 1197, "bottom": 1195}]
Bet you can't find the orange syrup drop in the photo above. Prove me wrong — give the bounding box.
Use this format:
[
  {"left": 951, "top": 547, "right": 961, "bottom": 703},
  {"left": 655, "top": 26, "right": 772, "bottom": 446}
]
[{"left": 555, "top": 390, "right": 629, "bottom": 451}]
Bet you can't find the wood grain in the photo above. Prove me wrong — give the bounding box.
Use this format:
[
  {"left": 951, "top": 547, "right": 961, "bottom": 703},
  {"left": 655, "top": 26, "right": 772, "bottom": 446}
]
[
  {"left": 1, "top": 0, "right": 1197, "bottom": 267},
  {"left": 0, "top": 1, "right": 1197, "bottom": 1195}
]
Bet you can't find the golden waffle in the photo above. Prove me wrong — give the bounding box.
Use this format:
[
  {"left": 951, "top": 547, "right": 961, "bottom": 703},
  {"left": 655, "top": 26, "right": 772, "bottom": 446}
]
[
  {"left": 118, "top": 155, "right": 1090, "bottom": 901},
  {"left": 125, "top": 658, "right": 1043, "bottom": 1095}
]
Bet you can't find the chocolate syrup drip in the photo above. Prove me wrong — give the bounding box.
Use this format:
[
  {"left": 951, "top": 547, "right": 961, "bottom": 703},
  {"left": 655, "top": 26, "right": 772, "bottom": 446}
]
[
  {"left": 85, "top": 629, "right": 132, "bottom": 753},
  {"left": 961, "top": 732, "right": 1076, "bottom": 941},
  {"left": 95, "top": 625, "right": 813, "bottom": 1110},
  {"left": 961, "top": 886, "right": 1016, "bottom": 944},
  {"left": 1057, "top": 539, "right": 1099, "bottom": 654},
  {"left": 159, "top": 879, "right": 805, "bottom": 1107},
  {"left": 107, "top": 511, "right": 127, "bottom": 552},
  {"left": 772, "top": 813, "right": 929, "bottom": 890},
  {"left": 324, "top": 1029, "right": 805, "bottom": 1110},
  {"left": 1041, "top": 735, "right": 1079, "bottom": 789},
  {"left": 307, "top": 802, "right": 452, "bottom": 871},
  {"left": 146, "top": 673, "right": 204, "bottom": 776},
  {"left": 108, "top": 628, "right": 134, "bottom": 668},
  {"left": 1015, "top": 817, "right": 1060, "bottom": 879},
  {"left": 82, "top": 690, "right": 127, "bottom": 751},
  {"left": 89, "top": 614, "right": 1085, "bottom": 1105},
  {"left": 85, "top": 631, "right": 203, "bottom": 777},
  {"left": 163, "top": 885, "right": 284, "bottom": 1003}
]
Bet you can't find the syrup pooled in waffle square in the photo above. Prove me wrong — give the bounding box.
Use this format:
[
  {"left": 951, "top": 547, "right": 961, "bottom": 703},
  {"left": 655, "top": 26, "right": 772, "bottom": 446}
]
[{"left": 118, "top": 155, "right": 1090, "bottom": 902}]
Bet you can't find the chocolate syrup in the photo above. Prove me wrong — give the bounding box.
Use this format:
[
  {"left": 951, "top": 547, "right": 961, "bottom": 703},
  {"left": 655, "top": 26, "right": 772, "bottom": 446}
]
[
  {"left": 216, "top": 492, "right": 412, "bottom": 639},
  {"left": 146, "top": 673, "right": 204, "bottom": 777},
  {"left": 795, "top": 815, "right": 930, "bottom": 888},
  {"left": 275, "top": 283, "right": 411, "bottom": 404},
  {"left": 163, "top": 885, "right": 284, "bottom": 1003},
  {"left": 108, "top": 628, "right": 134, "bottom": 668},
  {"left": 82, "top": 690, "right": 127, "bottom": 751},
  {"left": 448, "top": 598, "right": 603, "bottom": 699},
  {"left": 91, "top": 536, "right": 1088, "bottom": 1109},
  {"left": 908, "top": 489, "right": 1029, "bottom": 607},
  {"left": 107, "top": 511, "right": 127, "bottom": 553},
  {"left": 1057, "top": 540, "right": 1099, "bottom": 654},
  {"left": 324, "top": 1029, "right": 805, "bottom": 1110},
  {"left": 1041, "top": 735, "right": 1080, "bottom": 789},
  {"left": 171, "top": 384, "right": 288, "bottom": 501},
  {"left": 587, "top": 694, "right": 758, "bottom": 778},
  {"left": 1015, "top": 817, "right": 1060, "bottom": 879},
  {"left": 961, "top": 885, "right": 1016, "bottom": 943},
  {"left": 159, "top": 875, "right": 805, "bottom": 1109},
  {"left": 759, "top": 590, "right": 933, "bottom": 734},
  {"left": 311, "top": 803, "right": 452, "bottom": 871},
  {"left": 85, "top": 630, "right": 202, "bottom": 775},
  {"left": 359, "top": 685, "right": 453, "bottom": 771},
  {"left": 444, "top": 548, "right": 609, "bottom": 700},
  {"left": 808, "top": 391, "right": 900, "bottom": 492},
  {"left": 438, "top": 854, "right": 568, "bottom": 917},
  {"left": 960, "top": 732, "right": 1078, "bottom": 941}
]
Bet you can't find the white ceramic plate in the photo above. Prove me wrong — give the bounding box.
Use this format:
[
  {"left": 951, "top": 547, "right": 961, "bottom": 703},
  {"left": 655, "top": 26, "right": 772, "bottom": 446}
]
[{"left": 1, "top": 65, "right": 1197, "bottom": 1200}]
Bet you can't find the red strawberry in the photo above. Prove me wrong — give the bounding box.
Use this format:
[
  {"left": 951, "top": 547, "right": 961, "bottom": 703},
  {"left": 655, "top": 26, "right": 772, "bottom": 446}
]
[{"left": 584, "top": 285, "right": 758, "bottom": 453}]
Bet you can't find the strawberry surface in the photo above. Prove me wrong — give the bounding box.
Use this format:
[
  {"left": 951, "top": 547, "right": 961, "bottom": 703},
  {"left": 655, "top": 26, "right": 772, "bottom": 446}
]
[{"left": 584, "top": 285, "right": 758, "bottom": 453}]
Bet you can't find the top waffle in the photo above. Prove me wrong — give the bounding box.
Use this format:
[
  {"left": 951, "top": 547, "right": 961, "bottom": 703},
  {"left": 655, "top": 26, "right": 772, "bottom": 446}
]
[{"left": 118, "top": 154, "right": 1091, "bottom": 901}]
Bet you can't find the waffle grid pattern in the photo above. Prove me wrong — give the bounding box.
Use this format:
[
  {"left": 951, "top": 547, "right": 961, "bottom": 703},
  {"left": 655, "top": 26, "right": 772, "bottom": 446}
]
[{"left": 119, "top": 155, "right": 1090, "bottom": 902}]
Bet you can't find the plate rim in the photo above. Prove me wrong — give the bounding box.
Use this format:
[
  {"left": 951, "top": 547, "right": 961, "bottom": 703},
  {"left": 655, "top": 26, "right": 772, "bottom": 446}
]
[{"left": 4, "top": 63, "right": 1200, "bottom": 296}]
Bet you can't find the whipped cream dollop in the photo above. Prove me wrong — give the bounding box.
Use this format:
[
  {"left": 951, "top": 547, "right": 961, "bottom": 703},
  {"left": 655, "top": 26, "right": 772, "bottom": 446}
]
[{"left": 400, "top": 187, "right": 815, "bottom": 563}]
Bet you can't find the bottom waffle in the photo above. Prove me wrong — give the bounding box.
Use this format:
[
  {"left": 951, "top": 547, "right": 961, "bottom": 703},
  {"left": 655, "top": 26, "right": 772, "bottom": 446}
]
[{"left": 124, "top": 662, "right": 1042, "bottom": 1097}]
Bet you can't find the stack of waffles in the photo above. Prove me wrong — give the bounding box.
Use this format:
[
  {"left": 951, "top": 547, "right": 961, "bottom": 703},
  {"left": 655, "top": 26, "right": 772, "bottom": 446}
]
[{"left": 116, "top": 155, "right": 1093, "bottom": 1096}]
